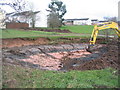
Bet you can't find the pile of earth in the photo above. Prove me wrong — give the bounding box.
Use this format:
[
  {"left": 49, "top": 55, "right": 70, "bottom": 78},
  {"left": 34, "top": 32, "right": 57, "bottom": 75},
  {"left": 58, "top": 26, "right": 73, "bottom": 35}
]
[
  {"left": 23, "top": 28, "right": 72, "bottom": 33},
  {"left": 66, "top": 43, "right": 119, "bottom": 71}
]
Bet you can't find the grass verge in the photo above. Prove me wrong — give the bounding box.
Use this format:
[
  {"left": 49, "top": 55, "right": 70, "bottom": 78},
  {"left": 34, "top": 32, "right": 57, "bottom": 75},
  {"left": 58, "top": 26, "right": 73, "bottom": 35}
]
[{"left": 3, "top": 64, "right": 118, "bottom": 88}]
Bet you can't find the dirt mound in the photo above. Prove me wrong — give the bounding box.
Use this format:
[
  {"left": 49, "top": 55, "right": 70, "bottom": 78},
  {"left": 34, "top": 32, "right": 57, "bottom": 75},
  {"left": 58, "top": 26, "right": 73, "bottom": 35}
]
[
  {"left": 70, "top": 44, "right": 119, "bottom": 70},
  {"left": 23, "top": 28, "right": 72, "bottom": 33}
]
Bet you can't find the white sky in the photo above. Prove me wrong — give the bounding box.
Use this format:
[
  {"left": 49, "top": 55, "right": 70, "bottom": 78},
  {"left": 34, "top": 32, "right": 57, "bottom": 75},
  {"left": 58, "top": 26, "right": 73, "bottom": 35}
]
[
  {"left": 0, "top": 0, "right": 119, "bottom": 20},
  {"left": 0, "top": 0, "right": 120, "bottom": 27},
  {"left": 28, "top": 0, "right": 120, "bottom": 20}
]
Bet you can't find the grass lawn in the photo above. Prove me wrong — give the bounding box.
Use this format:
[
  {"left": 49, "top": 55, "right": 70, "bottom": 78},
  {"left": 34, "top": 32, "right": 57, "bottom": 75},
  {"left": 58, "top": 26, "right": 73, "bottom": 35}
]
[
  {"left": 1, "top": 28, "right": 91, "bottom": 39},
  {"left": 3, "top": 64, "right": 118, "bottom": 88},
  {"left": 1, "top": 29, "right": 63, "bottom": 39},
  {"left": 41, "top": 25, "right": 116, "bottom": 35},
  {"left": 1, "top": 25, "right": 117, "bottom": 40},
  {"left": 60, "top": 25, "right": 94, "bottom": 34},
  {"left": 39, "top": 25, "right": 94, "bottom": 34}
]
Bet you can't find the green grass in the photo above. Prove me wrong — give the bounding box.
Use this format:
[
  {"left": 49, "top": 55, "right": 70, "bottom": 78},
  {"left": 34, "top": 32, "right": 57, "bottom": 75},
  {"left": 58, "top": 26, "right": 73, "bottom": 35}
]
[
  {"left": 38, "top": 25, "right": 94, "bottom": 34},
  {"left": 1, "top": 25, "right": 94, "bottom": 39},
  {"left": 60, "top": 25, "right": 94, "bottom": 34},
  {"left": 1, "top": 28, "right": 91, "bottom": 39},
  {"left": 3, "top": 64, "right": 119, "bottom": 88},
  {"left": 1, "top": 25, "right": 117, "bottom": 39},
  {"left": 1, "top": 29, "right": 63, "bottom": 39}
]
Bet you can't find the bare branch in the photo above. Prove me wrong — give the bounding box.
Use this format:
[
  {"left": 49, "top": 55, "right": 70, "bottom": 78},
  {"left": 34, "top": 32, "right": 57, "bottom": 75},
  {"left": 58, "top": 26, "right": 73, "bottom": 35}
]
[{"left": 0, "top": 0, "right": 26, "bottom": 12}]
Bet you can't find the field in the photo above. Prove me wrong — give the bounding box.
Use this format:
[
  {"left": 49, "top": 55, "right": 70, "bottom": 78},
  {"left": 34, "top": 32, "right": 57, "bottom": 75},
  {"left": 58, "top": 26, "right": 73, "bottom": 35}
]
[
  {"left": 1, "top": 25, "right": 119, "bottom": 88},
  {"left": 60, "top": 25, "right": 94, "bottom": 33},
  {"left": 1, "top": 25, "right": 94, "bottom": 39}
]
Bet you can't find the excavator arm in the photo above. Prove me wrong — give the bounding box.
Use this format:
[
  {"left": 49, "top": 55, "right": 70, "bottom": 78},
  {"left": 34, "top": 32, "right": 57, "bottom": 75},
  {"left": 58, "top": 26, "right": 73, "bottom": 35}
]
[{"left": 87, "top": 22, "right": 120, "bottom": 52}]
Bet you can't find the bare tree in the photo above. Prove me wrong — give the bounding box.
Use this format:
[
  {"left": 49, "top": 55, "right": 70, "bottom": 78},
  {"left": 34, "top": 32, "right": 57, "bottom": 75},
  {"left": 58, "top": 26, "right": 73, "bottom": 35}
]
[
  {"left": 102, "top": 16, "right": 118, "bottom": 44},
  {"left": 0, "top": 0, "right": 40, "bottom": 28},
  {"left": 0, "top": 0, "right": 26, "bottom": 12},
  {"left": 25, "top": 2, "right": 40, "bottom": 28},
  {"left": 0, "top": 0, "right": 27, "bottom": 25},
  {"left": 28, "top": 11, "right": 40, "bottom": 28},
  {"left": 103, "top": 16, "right": 117, "bottom": 22},
  {"left": 0, "top": 9, "right": 6, "bottom": 29}
]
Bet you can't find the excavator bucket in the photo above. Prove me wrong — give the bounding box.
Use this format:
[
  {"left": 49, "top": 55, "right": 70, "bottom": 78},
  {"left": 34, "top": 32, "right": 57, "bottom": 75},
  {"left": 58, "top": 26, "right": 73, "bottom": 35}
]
[
  {"left": 86, "top": 44, "right": 100, "bottom": 53},
  {"left": 86, "top": 44, "right": 94, "bottom": 53}
]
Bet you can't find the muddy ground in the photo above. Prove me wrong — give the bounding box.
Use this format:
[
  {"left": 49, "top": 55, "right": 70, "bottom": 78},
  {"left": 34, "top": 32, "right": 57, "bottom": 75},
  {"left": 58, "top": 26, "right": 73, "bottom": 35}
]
[
  {"left": 23, "top": 28, "right": 72, "bottom": 33},
  {"left": 2, "top": 37, "right": 119, "bottom": 71}
]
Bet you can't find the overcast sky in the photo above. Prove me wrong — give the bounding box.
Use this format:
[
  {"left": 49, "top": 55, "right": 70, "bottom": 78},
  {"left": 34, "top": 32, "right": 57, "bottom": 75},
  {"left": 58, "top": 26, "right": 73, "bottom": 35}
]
[
  {"left": 28, "top": 0, "right": 120, "bottom": 20},
  {"left": 0, "top": 0, "right": 119, "bottom": 27},
  {"left": 0, "top": 0, "right": 119, "bottom": 20}
]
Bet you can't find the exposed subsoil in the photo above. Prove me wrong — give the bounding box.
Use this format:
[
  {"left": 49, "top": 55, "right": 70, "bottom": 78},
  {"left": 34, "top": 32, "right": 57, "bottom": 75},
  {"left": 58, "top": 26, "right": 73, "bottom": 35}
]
[
  {"left": 1, "top": 38, "right": 50, "bottom": 48},
  {"left": 23, "top": 28, "right": 72, "bottom": 33},
  {"left": 2, "top": 37, "right": 119, "bottom": 71},
  {"left": 1, "top": 37, "right": 106, "bottom": 48}
]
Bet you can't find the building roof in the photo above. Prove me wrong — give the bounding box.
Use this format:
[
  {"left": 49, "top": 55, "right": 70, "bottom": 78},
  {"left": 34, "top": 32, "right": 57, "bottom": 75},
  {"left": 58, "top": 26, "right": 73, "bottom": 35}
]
[
  {"left": 91, "top": 19, "right": 98, "bottom": 21},
  {"left": 99, "top": 20, "right": 109, "bottom": 22},
  {"left": 6, "top": 10, "right": 40, "bottom": 17}
]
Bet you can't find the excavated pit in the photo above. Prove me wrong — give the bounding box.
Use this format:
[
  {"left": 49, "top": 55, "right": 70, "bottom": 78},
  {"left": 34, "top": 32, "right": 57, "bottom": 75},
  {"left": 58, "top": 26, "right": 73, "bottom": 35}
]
[
  {"left": 2, "top": 43, "right": 112, "bottom": 71},
  {"left": 2, "top": 37, "right": 119, "bottom": 71}
]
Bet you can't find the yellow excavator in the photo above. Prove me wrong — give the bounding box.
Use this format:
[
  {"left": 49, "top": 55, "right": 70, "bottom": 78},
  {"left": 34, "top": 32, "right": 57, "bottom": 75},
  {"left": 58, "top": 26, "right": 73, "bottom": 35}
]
[{"left": 87, "top": 21, "right": 120, "bottom": 52}]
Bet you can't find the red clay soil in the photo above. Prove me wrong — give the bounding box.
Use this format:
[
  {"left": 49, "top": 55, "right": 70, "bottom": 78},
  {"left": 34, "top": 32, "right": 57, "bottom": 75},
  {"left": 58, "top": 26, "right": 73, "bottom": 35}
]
[
  {"left": 70, "top": 44, "right": 119, "bottom": 70},
  {"left": 21, "top": 54, "right": 62, "bottom": 70},
  {"left": 1, "top": 38, "right": 88, "bottom": 48},
  {"left": 1, "top": 38, "right": 106, "bottom": 48},
  {"left": 48, "top": 50, "right": 91, "bottom": 59},
  {"left": 1, "top": 38, "right": 49, "bottom": 48},
  {"left": 20, "top": 50, "right": 91, "bottom": 71}
]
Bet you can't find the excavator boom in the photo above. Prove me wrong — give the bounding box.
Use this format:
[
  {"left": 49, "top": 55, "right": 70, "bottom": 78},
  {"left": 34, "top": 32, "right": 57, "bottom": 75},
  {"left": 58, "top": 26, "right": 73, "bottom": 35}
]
[{"left": 87, "top": 22, "right": 120, "bottom": 52}]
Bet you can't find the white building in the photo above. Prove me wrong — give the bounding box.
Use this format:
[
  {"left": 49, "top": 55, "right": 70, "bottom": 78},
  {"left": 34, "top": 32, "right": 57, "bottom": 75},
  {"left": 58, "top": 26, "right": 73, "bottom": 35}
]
[
  {"left": 0, "top": 10, "right": 6, "bottom": 29},
  {"left": 64, "top": 18, "right": 92, "bottom": 25},
  {"left": 73, "top": 18, "right": 91, "bottom": 25}
]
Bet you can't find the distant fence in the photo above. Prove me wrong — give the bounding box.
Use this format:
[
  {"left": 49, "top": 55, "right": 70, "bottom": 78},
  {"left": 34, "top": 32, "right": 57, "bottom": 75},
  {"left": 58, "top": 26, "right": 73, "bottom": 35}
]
[{"left": 6, "top": 22, "right": 29, "bottom": 29}]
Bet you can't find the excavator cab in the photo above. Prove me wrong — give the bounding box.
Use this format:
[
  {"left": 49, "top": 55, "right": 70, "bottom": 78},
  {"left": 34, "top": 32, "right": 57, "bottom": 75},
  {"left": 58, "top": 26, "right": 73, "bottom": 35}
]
[{"left": 86, "top": 21, "right": 120, "bottom": 52}]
